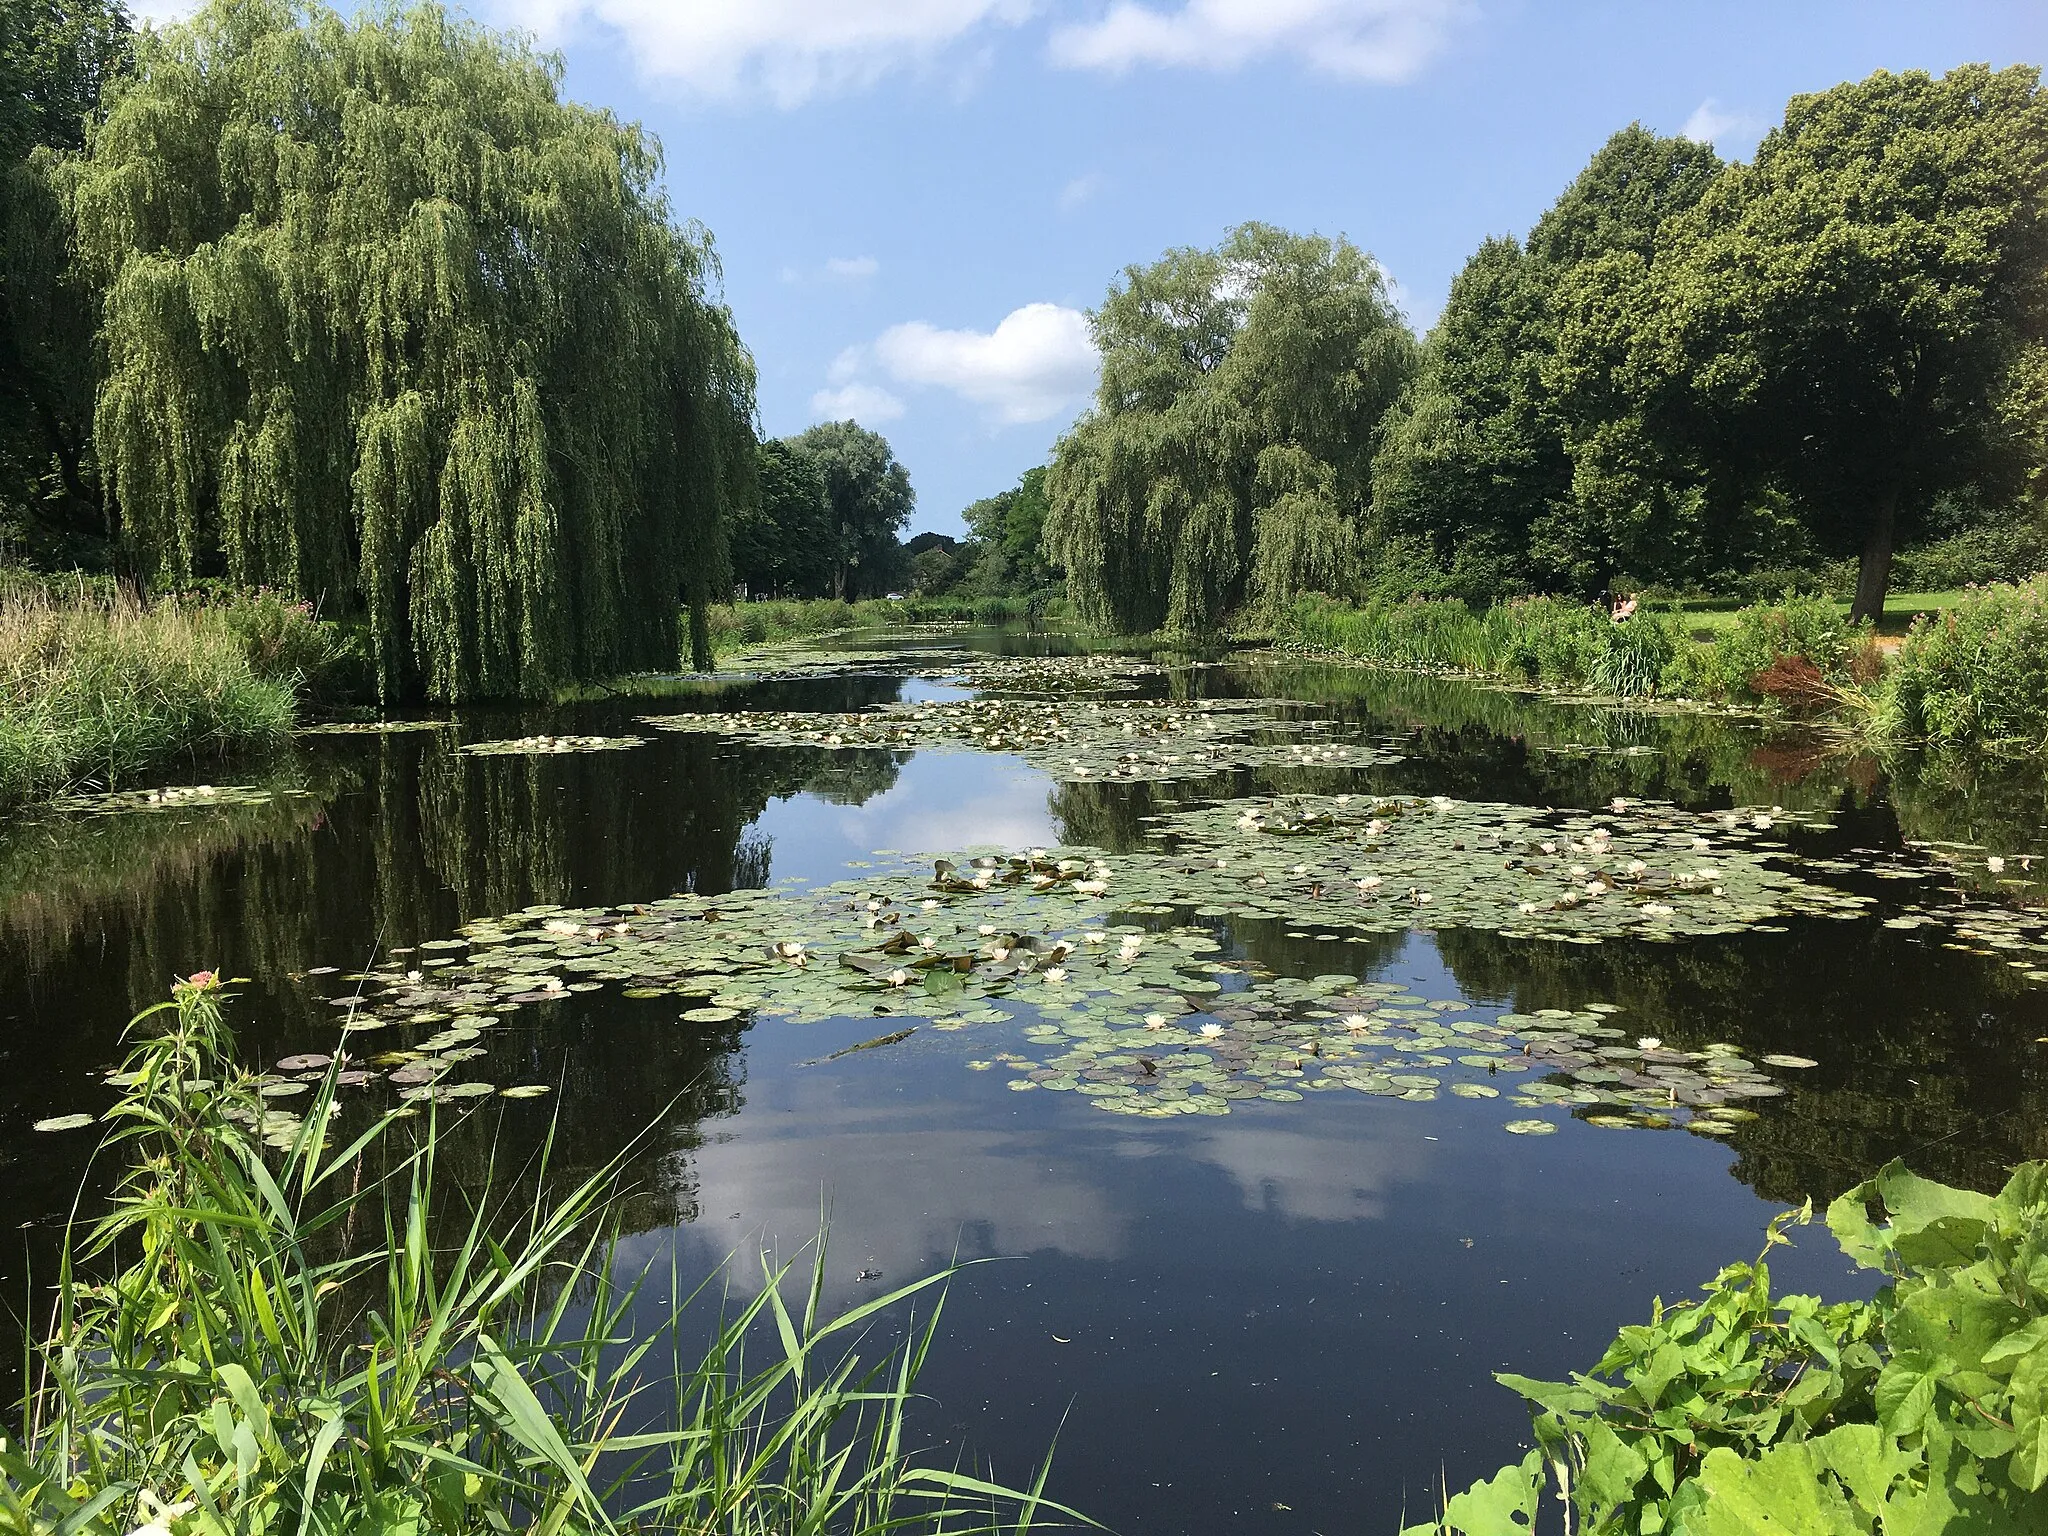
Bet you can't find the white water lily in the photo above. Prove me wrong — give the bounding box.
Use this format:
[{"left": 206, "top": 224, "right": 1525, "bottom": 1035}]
[
  {"left": 1043, "top": 967, "right": 1068, "bottom": 983},
  {"left": 1344, "top": 1014, "right": 1372, "bottom": 1032},
  {"left": 1084, "top": 931, "right": 1107, "bottom": 945},
  {"left": 543, "top": 918, "right": 579, "bottom": 935},
  {"left": 1029, "top": 847, "right": 1047, "bottom": 860},
  {"left": 979, "top": 925, "right": 996, "bottom": 936},
  {"left": 1643, "top": 902, "right": 1676, "bottom": 916},
  {"left": 1611, "top": 797, "right": 1631, "bottom": 812},
  {"left": 1367, "top": 819, "right": 1390, "bottom": 835},
  {"left": 1335, "top": 793, "right": 1352, "bottom": 804},
  {"left": 406, "top": 969, "right": 423, "bottom": 984},
  {"left": 1638, "top": 1036, "right": 1663, "bottom": 1052},
  {"left": 1144, "top": 1013, "right": 1169, "bottom": 1030},
  {"left": 1199, "top": 1022, "right": 1226, "bottom": 1038},
  {"left": 887, "top": 969, "right": 911, "bottom": 987},
  {"left": 1357, "top": 876, "right": 1383, "bottom": 893},
  {"left": 542, "top": 976, "right": 565, "bottom": 992},
  {"left": 922, "top": 899, "right": 940, "bottom": 910},
  {"left": 1988, "top": 855, "right": 2007, "bottom": 873},
  {"left": 989, "top": 947, "right": 1011, "bottom": 963},
  {"left": 1074, "top": 879, "right": 1107, "bottom": 895},
  {"left": 1626, "top": 861, "right": 1647, "bottom": 876},
  {"left": 1541, "top": 841, "right": 1557, "bottom": 854},
  {"left": 919, "top": 936, "right": 937, "bottom": 952},
  {"left": 1517, "top": 901, "right": 1541, "bottom": 914},
  {"left": 1584, "top": 882, "right": 1604, "bottom": 896}
]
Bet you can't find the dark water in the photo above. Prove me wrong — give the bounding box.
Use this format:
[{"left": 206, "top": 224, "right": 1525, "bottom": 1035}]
[{"left": 4, "top": 628, "right": 2046, "bottom": 1532}]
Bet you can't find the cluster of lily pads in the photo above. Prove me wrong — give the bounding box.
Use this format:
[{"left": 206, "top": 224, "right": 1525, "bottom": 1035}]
[
  {"left": 1134, "top": 792, "right": 1871, "bottom": 943},
  {"left": 638, "top": 697, "right": 1397, "bottom": 784},
  {"left": 985, "top": 984, "right": 1806, "bottom": 1131},
  {"left": 45, "top": 783, "right": 314, "bottom": 817},
  {"left": 458, "top": 734, "right": 648, "bottom": 756},
  {"left": 286, "top": 833, "right": 1823, "bottom": 1136}
]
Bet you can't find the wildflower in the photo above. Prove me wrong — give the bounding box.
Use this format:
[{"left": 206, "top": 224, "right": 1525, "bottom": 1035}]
[{"left": 183, "top": 970, "right": 218, "bottom": 991}]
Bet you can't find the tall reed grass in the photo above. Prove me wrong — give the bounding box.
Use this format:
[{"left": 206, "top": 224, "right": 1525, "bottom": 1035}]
[
  {"left": 0, "top": 585, "right": 317, "bottom": 810},
  {"left": 0, "top": 976, "right": 1078, "bottom": 1535}
]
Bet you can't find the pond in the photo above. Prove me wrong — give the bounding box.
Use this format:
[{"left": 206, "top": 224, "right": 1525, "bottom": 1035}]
[{"left": 3, "top": 625, "right": 2046, "bottom": 1531}]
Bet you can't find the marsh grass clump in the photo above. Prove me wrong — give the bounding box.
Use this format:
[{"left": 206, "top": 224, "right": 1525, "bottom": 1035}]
[
  {"left": 0, "top": 975, "right": 1075, "bottom": 1535},
  {"left": 0, "top": 586, "right": 304, "bottom": 810}
]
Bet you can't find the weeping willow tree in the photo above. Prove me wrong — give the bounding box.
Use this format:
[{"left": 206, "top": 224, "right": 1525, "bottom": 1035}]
[
  {"left": 67, "top": 0, "right": 756, "bottom": 699},
  {"left": 1044, "top": 223, "right": 1415, "bottom": 636}
]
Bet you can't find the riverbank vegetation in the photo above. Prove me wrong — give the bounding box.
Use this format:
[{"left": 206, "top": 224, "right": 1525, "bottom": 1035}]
[
  {"left": 1415, "top": 1160, "right": 2048, "bottom": 1533},
  {"left": 1279, "top": 578, "right": 2048, "bottom": 756},
  {"left": 1, "top": 974, "right": 1068, "bottom": 1533},
  {"left": 0, "top": 581, "right": 344, "bottom": 809}
]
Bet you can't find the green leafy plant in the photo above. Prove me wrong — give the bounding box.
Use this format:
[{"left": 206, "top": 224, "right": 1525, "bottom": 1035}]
[
  {"left": 1881, "top": 578, "right": 2048, "bottom": 754},
  {"left": 0, "top": 975, "right": 1081, "bottom": 1535},
  {"left": 1411, "top": 1160, "right": 2048, "bottom": 1534}
]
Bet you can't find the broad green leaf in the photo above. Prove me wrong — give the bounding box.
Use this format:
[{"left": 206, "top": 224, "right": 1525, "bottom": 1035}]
[
  {"left": 1875, "top": 1351, "right": 1946, "bottom": 1438},
  {"left": 1692, "top": 1442, "right": 1863, "bottom": 1536}
]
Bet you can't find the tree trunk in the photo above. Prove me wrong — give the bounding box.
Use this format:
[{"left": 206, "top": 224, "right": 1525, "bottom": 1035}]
[
  {"left": 1847, "top": 484, "right": 1900, "bottom": 626},
  {"left": 688, "top": 600, "right": 713, "bottom": 672}
]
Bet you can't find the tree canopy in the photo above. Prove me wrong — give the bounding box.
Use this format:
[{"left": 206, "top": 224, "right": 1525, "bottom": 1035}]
[
  {"left": 0, "top": 0, "right": 130, "bottom": 560},
  {"left": 1045, "top": 222, "right": 1416, "bottom": 635},
  {"left": 68, "top": 0, "right": 755, "bottom": 698},
  {"left": 1368, "top": 126, "right": 1726, "bottom": 599},
  {"left": 786, "top": 420, "right": 914, "bottom": 600},
  {"left": 1634, "top": 64, "right": 2048, "bottom": 620},
  {"left": 730, "top": 438, "right": 833, "bottom": 599},
  {"left": 1371, "top": 69, "right": 2048, "bottom": 618}
]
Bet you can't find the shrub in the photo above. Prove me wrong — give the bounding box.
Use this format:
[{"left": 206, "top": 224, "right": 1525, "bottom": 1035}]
[
  {"left": 1679, "top": 592, "right": 1872, "bottom": 704},
  {"left": 1882, "top": 577, "right": 2048, "bottom": 753},
  {"left": 1413, "top": 1160, "right": 2048, "bottom": 1534}
]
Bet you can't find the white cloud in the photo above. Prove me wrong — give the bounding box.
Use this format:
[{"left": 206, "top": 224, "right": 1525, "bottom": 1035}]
[
  {"left": 1681, "top": 97, "right": 1765, "bottom": 152},
  {"left": 1048, "top": 0, "right": 1468, "bottom": 82},
  {"left": 808, "top": 382, "right": 906, "bottom": 426},
  {"left": 871, "top": 303, "right": 1099, "bottom": 425},
  {"left": 492, "top": 0, "right": 1035, "bottom": 107},
  {"left": 1058, "top": 172, "right": 1108, "bottom": 212},
  {"left": 128, "top": 0, "right": 201, "bottom": 19},
  {"left": 823, "top": 255, "right": 881, "bottom": 281}
]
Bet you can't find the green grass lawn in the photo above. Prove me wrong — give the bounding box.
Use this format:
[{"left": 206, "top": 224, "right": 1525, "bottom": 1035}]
[{"left": 1657, "top": 589, "right": 1968, "bottom": 638}]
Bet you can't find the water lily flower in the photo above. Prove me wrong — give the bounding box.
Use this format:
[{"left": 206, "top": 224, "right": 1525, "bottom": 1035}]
[
  {"left": 989, "top": 946, "right": 1011, "bottom": 963},
  {"left": 543, "top": 919, "right": 579, "bottom": 935},
  {"left": 1693, "top": 837, "right": 1710, "bottom": 851},
  {"left": 887, "top": 969, "right": 912, "bottom": 987},
  {"left": 1029, "top": 847, "right": 1047, "bottom": 860},
  {"left": 1626, "top": 861, "right": 1647, "bottom": 876},
  {"left": 1344, "top": 1014, "right": 1372, "bottom": 1032},
  {"left": 1643, "top": 902, "right": 1676, "bottom": 916},
  {"left": 1368, "top": 819, "right": 1390, "bottom": 835},
  {"left": 922, "top": 899, "right": 940, "bottom": 910},
  {"left": 406, "top": 969, "right": 423, "bottom": 984},
  {"left": 1336, "top": 794, "right": 1352, "bottom": 804},
  {"left": 1199, "top": 1022, "right": 1226, "bottom": 1039},
  {"left": 919, "top": 937, "right": 937, "bottom": 952},
  {"left": 1611, "top": 797, "right": 1631, "bottom": 812},
  {"left": 542, "top": 977, "right": 565, "bottom": 993},
  {"left": 1075, "top": 879, "right": 1107, "bottom": 895},
  {"left": 1988, "top": 856, "right": 2007, "bottom": 873},
  {"left": 1638, "top": 1037, "right": 1663, "bottom": 1052},
  {"left": 1517, "top": 901, "right": 1541, "bottom": 914},
  {"left": 1144, "top": 1013, "right": 1169, "bottom": 1030},
  {"left": 1084, "top": 932, "right": 1107, "bottom": 945},
  {"left": 1357, "top": 876, "right": 1383, "bottom": 893},
  {"left": 1044, "top": 967, "right": 1068, "bottom": 983},
  {"left": 980, "top": 925, "right": 996, "bottom": 936}
]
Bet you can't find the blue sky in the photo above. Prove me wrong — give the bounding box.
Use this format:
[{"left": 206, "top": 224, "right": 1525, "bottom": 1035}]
[{"left": 147, "top": 1, "right": 2048, "bottom": 536}]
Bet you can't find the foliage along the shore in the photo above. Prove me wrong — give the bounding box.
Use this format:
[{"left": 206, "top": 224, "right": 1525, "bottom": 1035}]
[{"left": 1412, "top": 1161, "right": 2048, "bottom": 1533}]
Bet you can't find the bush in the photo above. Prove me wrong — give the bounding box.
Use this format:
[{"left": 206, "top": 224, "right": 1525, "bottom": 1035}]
[
  {"left": 1672, "top": 592, "right": 1874, "bottom": 706},
  {"left": 0, "top": 588, "right": 298, "bottom": 808},
  {"left": 1882, "top": 577, "right": 2048, "bottom": 752},
  {"left": 0, "top": 977, "right": 1073, "bottom": 1534},
  {"left": 1413, "top": 1160, "right": 2048, "bottom": 1534}
]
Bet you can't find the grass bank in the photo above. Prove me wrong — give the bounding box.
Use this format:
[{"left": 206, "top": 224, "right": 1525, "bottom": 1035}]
[
  {"left": 0, "top": 581, "right": 352, "bottom": 812},
  {"left": 704, "top": 594, "right": 1054, "bottom": 658},
  {"left": 1277, "top": 579, "right": 2048, "bottom": 755},
  {"left": 2, "top": 976, "right": 1073, "bottom": 1534}
]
